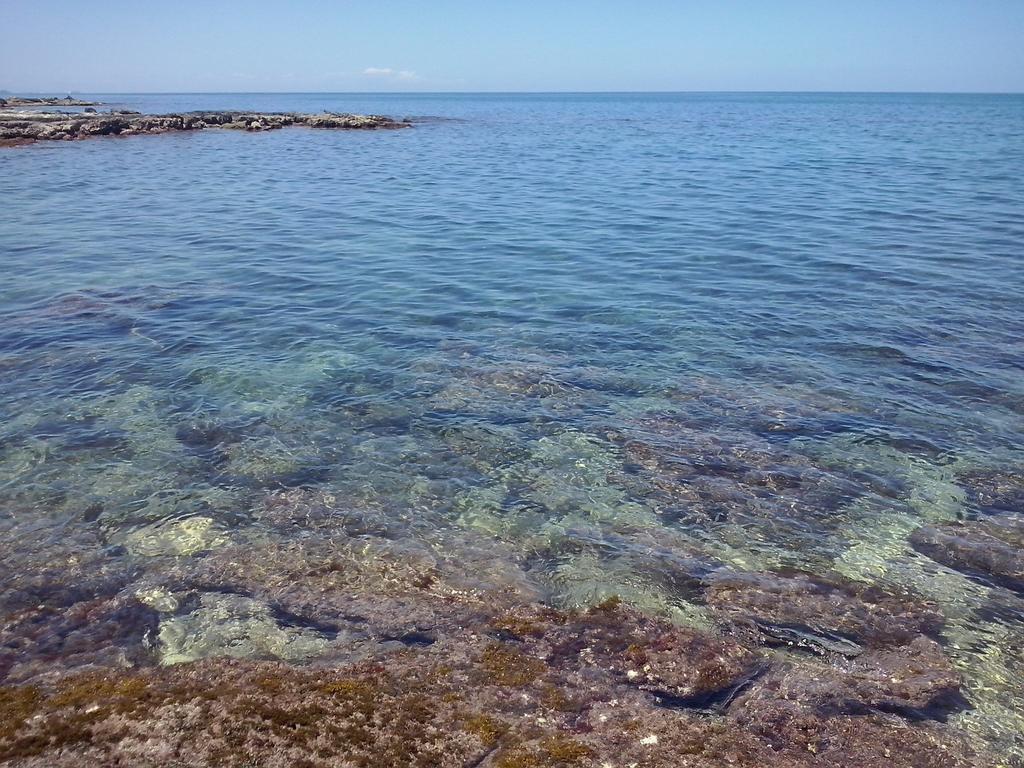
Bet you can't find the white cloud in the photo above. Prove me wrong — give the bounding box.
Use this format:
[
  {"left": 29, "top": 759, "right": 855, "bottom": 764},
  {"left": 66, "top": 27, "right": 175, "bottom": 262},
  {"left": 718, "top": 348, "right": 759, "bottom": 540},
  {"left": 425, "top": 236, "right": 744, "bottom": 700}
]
[{"left": 362, "top": 67, "right": 422, "bottom": 82}]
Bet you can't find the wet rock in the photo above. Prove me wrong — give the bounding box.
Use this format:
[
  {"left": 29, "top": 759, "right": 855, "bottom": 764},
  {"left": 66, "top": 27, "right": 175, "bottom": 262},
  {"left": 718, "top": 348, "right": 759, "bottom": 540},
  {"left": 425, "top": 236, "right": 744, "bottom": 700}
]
[
  {"left": 149, "top": 531, "right": 537, "bottom": 652},
  {"left": 584, "top": 699, "right": 982, "bottom": 768},
  {"left": 0, "top": 521, "right": 140, "bottom": 684},
  {"left": 835, "top": 638, "right": 967, "bottom": 720},
  {"left": 0, "top": 661, "right": 494, "bottom": 767},
  {"left": 706, "top": 570, "right": 944, "bottom": 648},
  {"left": 910, "top": 518, "right": 1024, "bottom": 594},
  {"left": 305, "top": 113, "right": 408, "bottom": 129}
]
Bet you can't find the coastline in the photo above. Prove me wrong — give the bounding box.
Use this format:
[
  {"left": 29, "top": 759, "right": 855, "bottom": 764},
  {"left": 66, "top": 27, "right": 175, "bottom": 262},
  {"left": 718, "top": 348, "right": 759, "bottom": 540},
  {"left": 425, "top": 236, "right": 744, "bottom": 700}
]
[{"left": 0, "top": 108, "right": 411, "bottom": 147}]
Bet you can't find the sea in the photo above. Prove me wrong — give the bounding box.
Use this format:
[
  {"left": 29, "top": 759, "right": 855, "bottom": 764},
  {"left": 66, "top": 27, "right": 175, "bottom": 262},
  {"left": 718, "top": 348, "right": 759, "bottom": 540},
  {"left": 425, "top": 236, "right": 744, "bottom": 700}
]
[{"left": 1, "top": 92, "right": 1023, "bottom": 762}]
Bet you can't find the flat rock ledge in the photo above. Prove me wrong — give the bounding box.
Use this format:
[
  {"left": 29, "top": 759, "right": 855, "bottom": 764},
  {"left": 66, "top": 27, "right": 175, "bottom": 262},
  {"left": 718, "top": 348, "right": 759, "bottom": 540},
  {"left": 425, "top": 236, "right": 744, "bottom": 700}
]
[
  {"left": 0, "top": 96, "right": 101, "bottom": 108},
  {"left": 0, "top": 111, "right": 411, "bottom": 146}
]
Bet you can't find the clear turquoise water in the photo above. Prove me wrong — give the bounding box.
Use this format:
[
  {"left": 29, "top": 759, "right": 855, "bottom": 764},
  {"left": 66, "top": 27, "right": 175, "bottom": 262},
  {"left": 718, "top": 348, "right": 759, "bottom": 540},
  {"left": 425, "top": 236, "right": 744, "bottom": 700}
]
[{"left": 2, "top": 92, "right": 1024, "bottom": 755}]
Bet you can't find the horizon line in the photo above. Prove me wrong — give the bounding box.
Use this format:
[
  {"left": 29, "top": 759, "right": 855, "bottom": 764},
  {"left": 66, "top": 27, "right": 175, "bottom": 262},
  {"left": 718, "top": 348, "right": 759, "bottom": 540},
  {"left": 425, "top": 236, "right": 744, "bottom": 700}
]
[{"left": 4, "top": 89, "right": 1023, "bottom": 96}]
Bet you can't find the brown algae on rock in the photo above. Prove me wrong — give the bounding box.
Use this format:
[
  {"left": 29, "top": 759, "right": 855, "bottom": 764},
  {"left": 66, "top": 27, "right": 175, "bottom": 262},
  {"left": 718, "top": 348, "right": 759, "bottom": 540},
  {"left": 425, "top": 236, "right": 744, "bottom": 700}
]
[{"left": 0, "top": 599, "right": 990, "bottom": 767}]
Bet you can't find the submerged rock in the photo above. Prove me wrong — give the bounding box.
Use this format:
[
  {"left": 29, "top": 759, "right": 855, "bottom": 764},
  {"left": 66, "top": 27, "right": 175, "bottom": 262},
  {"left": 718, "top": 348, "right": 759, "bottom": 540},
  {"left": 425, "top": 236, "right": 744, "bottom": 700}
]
[
  {"left": 157, "top": 592, "right": 335, "bottom": 665},
  {"left": 743, "top": 637, "right": 965, "bottom": 720},
  {"left": 0, "top": 595, "right": 159, "bottom": 685},
  {"left": 0, "top": 428, "right": 993, "bottom": 766},
  {"left": 253, "top": 487, "right": 395, "bottom": 537},
  {"left": 610, "top": 417, "right": 863, "bottom": 542},
  {"left": 910, "top": 517, "right": 1024, "bottom": 594},
  {"left": 705, "top": 570, "right": 944, "bottom": 648},
  {"left": 121, "top": 516, "right": 228, "bottom": 558},
  {"left": 956, "top": 468, "right": 1024, "bottom": 515},
  {"left": 221, "top": 436, "right": 308, "bottom": 484},
  {"left": 0, "top": 523, "right": 151, "bottom": 684},
  {"left": 148, "top": 528, "right": 543, "bottom": 653},
  {"left": 544, "top": 598, "right": 764, "bottom": 709}
]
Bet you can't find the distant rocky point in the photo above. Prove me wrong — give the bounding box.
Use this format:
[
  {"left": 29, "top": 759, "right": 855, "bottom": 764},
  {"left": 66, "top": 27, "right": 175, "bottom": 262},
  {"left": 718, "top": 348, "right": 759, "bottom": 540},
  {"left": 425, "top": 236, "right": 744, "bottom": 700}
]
[
  {"left": 0, "top": 95, "right": 102, "bottom": 108},
  {"left": 0, "top": 109, "right": 412, "bottom": 146}
]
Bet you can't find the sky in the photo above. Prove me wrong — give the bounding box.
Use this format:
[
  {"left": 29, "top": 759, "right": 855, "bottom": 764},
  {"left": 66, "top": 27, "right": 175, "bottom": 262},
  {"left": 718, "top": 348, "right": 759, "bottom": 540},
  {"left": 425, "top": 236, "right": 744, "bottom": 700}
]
[{"left": 2, "top": 0, "right": 1023, "bottom": 93}]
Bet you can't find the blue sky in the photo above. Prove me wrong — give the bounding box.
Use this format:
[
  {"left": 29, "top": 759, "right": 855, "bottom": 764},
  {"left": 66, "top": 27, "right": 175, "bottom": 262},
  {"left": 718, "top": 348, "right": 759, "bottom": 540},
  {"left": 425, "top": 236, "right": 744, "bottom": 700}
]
[{"left": 3, "top": 1, "right": 1023, "bottom": 93}]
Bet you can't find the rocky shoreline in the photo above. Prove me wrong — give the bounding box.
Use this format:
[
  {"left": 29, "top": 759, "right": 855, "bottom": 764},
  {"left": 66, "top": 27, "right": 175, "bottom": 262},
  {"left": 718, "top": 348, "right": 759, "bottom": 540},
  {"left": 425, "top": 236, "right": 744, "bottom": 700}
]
[{"left": 0, "top": 110, "right": 411, "bottom": 146}]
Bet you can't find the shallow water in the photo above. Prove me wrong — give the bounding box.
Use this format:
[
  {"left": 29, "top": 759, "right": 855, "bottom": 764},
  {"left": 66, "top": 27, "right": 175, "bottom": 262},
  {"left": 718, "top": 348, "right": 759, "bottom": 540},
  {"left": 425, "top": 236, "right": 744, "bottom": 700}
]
[{"left": 1, "top": 92, "right": 1023, "bottom": 762}]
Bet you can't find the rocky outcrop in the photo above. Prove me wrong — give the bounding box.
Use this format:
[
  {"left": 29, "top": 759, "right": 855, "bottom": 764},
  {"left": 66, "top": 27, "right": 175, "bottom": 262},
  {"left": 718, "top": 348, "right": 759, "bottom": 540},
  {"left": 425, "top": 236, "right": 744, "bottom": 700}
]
[
  {"left": 0, "top": 110, "right": 411, "bottom": 146},
  {"left": 0, "top": 96, "right": 101, "bottom": 108}
]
